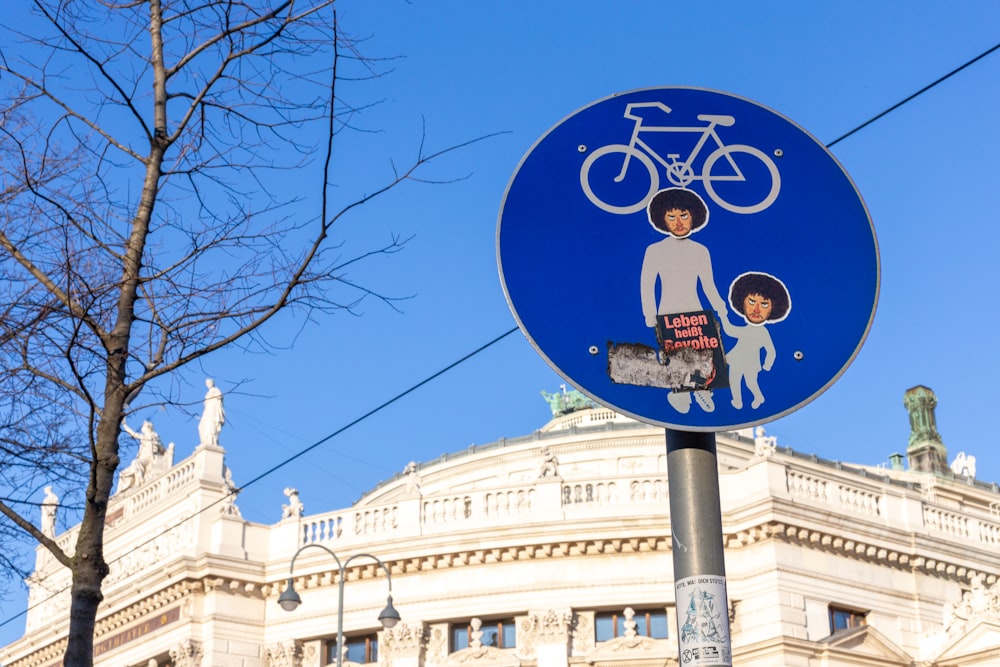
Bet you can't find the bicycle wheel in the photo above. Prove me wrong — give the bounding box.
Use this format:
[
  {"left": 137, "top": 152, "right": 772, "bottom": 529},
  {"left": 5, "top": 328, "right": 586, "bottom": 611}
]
[
  {"left": 580, "top": 144, "right": 658, "bottom": 215},
  {"left": 702, "top": 144, "right": 780, "bottom": 215}
]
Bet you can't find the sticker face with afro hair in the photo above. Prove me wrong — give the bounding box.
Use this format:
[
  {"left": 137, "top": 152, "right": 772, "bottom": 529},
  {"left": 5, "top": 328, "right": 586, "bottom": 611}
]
[{"left": 721, "top": 272, "right": 792, "bottom": 410}]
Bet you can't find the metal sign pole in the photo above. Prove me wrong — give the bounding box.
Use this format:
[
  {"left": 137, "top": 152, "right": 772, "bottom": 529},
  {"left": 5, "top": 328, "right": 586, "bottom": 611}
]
[{"left": 667, "top": 428, "right": 731, "bottom": 667}]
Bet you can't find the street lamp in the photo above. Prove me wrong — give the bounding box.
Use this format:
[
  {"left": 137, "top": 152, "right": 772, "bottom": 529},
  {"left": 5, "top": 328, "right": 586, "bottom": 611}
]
[{"left": 278, "top": 544, "right": 400, "bottom": 667}]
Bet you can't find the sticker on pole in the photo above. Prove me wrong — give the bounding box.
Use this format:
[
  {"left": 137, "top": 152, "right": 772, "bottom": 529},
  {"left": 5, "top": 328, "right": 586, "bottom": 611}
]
[
  {"left": 675, "top": 575, "right": 731, "bottom": 666},
  {"left": 497, "top": 87, "right": 879, "bottom": 431}
]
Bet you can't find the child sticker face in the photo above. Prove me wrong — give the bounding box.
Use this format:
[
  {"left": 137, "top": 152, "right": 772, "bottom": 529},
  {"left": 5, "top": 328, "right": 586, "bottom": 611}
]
[
  {"left": 664, "top": 208, "right": 693, "bottom": 237},
  {"left": 743, "top": 293, "right": 772, "bottom": 324}
]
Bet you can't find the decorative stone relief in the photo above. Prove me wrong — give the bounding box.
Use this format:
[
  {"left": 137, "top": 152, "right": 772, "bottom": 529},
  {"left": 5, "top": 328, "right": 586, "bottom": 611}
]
[
  {"left": 169, "top": 639, "right": 203, "bottom": 667},
  {"left": 515, "top": 617, "right": 536, "bottom": 660},
  {"left": 426, "top": 625, "right": 449, "bottom": 666},
  {"left": 384, "top": 620, "right": 427, "bottom": 659},
  {"left": 104, "top": 508, "right": 196, "bottom": 585},
  {"left": 941, "top": 572, "right": 1000, "bottom": 636},
  {"left": 266, "top": 640, "right": 303, "bottom": 667},
  {"left": 530, "top": 609, "right": 573, "bottom": 644},
  {"left": 518, "top": 609, "right": 573, "bottom": 660},
  {"left": 570, "top": 612, "right": 594, "bottom": 656},
  {"left": 300, "top": 640, "right": 322, "bottom": 667}
]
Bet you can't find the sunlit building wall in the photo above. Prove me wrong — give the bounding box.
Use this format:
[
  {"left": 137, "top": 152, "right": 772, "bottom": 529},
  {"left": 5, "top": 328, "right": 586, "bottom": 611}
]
[{"left": 2, "top": 387, "right": 999, "bottom": 667}]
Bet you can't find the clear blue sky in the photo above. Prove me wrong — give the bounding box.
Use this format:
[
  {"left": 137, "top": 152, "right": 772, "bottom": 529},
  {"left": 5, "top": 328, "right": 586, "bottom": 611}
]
[{"left": 3, "top": 0, "right": 1000, "bottom": 642}]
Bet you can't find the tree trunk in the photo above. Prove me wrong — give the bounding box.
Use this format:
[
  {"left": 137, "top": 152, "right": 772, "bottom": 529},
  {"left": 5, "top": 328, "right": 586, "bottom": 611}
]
[{"left": 62, "top": 396, "right": 120, "bottom": 663}]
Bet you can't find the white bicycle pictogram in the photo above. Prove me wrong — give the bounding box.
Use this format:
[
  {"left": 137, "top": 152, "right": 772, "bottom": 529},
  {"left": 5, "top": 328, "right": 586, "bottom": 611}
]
[{"left": 580, "top": 102, "right": 781, "bottom": 215}]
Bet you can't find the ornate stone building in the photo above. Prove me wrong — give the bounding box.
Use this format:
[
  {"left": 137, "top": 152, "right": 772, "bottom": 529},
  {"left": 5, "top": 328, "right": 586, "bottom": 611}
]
[{"left": 2, "top": 385, "right": 1000, "bottom": 666}]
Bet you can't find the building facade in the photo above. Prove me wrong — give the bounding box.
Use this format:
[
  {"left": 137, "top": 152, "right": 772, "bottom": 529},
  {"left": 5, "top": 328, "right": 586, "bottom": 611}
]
[{"left": 3, "top": 386, "right": 1000, "bottom": 667}]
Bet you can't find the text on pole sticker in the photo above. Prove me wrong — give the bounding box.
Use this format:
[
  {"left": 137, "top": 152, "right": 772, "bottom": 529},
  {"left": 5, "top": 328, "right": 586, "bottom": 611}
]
[{"left": 675, "top": 575, "right": 731, "bottom": 666}]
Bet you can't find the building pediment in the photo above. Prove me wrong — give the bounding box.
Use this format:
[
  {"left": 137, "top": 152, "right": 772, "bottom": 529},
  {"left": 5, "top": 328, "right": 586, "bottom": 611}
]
[
  {"left": 933, "top": 618, "right": 1000, "bottom": 665},
  {"left": 815, "top": 625, "right": 913, "bottom": 664}
]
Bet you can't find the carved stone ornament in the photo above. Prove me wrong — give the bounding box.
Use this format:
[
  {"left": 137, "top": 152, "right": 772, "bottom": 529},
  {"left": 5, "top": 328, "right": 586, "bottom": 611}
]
[
  {"left": 169, "top": 639, "right": 203, "bottom": 667},
  {"left": 266, "top": 640, "right": 304, "bottom": 667},
  {"left": 571, "top": 613, "right": 594, "bottom": 656},
  {"left": 300, "top": 641, "right": 321, "bottom": 667},
  {"left": 526, "top": 609, "right": 573, "bottom": 645},
  {"left": 939, "top": 573, "right": 1000, "bottom": 638},
  {"left": 384, "top": 621, "right": 427, "bottom": 658},
  {"left": 426, "top": 626, "right": 448, "bottom": 664}
]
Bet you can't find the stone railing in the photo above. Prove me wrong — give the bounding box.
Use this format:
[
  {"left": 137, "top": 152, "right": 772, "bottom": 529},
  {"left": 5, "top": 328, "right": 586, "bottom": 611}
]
[
  {"left": 785, "top": 469, "right": 882, "bottom": 517},
  {"left": 483, "top": 488, "right": 535, "bottom": 517},
  {"left": 980, "top": 519, "right": 1000, "bottom": 546},
  {"left": 296, "top": 475, "right": 670, "bottom": 550},
  {"left": 782, "top": 463, "right": 1000, "bottom": 550},
  {"left": 561, "top": 478, "right": 668, "bottom": 506},
  {"left": 426, "top": 495, "right": 474, "bottom": 523},
  {"left": 563, "top": 481, "right": 619, "bottom": 506},
  {"left": 299, "top": 505, "right": 400, "bottom": 544},
  {"left": 923, "top": 506, "right": 970, "bottom": 539}
]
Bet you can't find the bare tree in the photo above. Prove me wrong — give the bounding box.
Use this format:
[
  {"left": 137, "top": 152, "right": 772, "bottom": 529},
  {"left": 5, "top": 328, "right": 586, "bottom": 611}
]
[{"left": 0, "top": 2, "right": 480, "bottom": 664}]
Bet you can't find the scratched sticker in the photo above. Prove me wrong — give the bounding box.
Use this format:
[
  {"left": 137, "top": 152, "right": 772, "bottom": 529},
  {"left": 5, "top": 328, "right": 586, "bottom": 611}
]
[{"left": 675, "top": 574, "right": 731, "bottom": 667}]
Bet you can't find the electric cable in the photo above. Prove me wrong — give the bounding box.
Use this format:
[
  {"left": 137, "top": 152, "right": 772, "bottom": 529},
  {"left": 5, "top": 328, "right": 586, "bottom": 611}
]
[
  {"left": 826, "top": 41, "right": 1000, "bottom": 148},
  {"left": 3, "top": 37, "right": 999, "bottom": 634},
  {"left": 0, "top": 327, "right": 520, "bottom": 630}
]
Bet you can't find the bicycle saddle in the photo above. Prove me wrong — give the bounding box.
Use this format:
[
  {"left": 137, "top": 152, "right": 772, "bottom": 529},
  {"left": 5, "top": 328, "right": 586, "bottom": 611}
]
[{"left": 696, "top": 114, "right": 735, "bottom": 126}]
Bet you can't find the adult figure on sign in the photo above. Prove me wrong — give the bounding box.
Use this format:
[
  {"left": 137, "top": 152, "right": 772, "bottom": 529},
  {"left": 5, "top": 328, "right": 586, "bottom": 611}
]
[
  {"left": 199, "top": 378, "right": 225, "bottom": 447},
  {"left": 640, "top": 188, "right": 731, "bottom": 414}
]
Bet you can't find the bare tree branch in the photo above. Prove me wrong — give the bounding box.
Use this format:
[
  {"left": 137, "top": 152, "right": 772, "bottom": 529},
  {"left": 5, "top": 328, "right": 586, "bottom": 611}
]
[{"left": 0, "top": 2, "right": 493, "bottom": 664}]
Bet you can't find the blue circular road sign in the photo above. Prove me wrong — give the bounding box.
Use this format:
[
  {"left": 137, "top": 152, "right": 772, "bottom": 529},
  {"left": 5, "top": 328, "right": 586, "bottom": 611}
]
[{"left": 497, "top": 87, "right": 879, "bottom": 432}]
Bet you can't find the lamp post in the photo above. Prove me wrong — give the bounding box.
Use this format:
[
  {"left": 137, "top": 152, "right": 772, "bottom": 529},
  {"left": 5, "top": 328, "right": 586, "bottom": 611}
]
[{"left": 278, "top": 544, "right": 400, "bottom": 667}]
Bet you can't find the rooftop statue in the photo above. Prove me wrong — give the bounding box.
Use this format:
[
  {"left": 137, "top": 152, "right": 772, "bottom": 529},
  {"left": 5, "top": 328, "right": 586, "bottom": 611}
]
[
  {"left": 950, "top": 452, "right": 977, "bottom": 479},
  {"left": 198, "top": 378, "right": 225, "bottom": 447},
  {"left": 281, "top": 487, "right": 304, "bottom": 519},
  {"left": 753, "top": 426, "right": 777, "bottom": 458},
  {"left": 539, "top": 447, "right": 560, "bottom": 478},
  {"left": 41, "top": 486, "right": 58, "bottom": 537},
  {"left": 404, "top": 461, "right": 422, "bottom": 495},
  {"left": 220, "top": 465, "right": 241, "bottom": 516},
  {"left": 118, "top": 418, "right": 169, "bottom": 493},
  {"left": 541, "top": 385, "right": 598, "bottom": 417}
]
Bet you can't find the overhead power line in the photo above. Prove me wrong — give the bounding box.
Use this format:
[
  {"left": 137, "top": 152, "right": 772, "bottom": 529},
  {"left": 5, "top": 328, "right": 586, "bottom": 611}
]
[
  {"left": 0, "top": 327, "right": 520, "bottom": 630},
  {"left": 4, "top": 38, "right": 1000, "bottom": 632},
  {"left": 827, "top": 41, "right": 1000, "bottom": 148}
]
